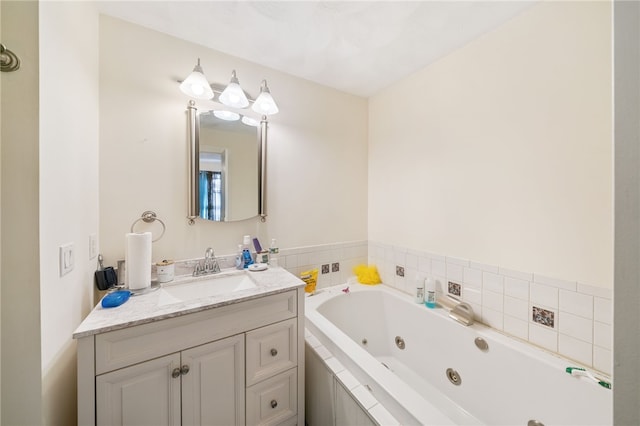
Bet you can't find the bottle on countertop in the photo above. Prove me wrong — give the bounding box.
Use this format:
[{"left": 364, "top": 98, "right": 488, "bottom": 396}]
[
  {"left": 235, "top": 244, "right": 243, "bottom": 270},
  {"left": 242, "top": 235, "right": 254, "bottom": 269},
  {"left": 268, "top": 238, "right": 279, "bottom": 267}
]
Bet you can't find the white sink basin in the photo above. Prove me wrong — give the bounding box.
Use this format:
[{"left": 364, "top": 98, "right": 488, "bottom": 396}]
[{"left": 157, "top": 273, "right": 257, "bottom": 306}]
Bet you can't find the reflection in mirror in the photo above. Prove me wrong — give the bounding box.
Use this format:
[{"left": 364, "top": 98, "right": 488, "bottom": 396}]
[{"left": 187, "top": 102, "right": 267, "bottom": 224}]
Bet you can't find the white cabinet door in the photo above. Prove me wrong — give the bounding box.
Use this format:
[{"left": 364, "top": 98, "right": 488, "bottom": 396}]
[
  {"left": 181, "top": 334, "right": 245, "bottom": 426},
  {"left": 96, "top": 353, "right": 181, "bottom": 426}
]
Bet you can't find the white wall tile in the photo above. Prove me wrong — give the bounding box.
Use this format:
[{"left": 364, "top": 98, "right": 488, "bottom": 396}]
[
  {"left": 463, "top": 267, "right": 483, "bottom": 287},
  {"left": 577, "top": 283, "right": 612, "bottom": 300},
  {"left": 432, "top": 260, "right": 446, "bottom": 277},
  {"left": 445, "top": 256, "right": 469, "bottom": 266},
  {"left": 405, "top": 252, "right": 418, "bottom": 269},
  {"left": 559, "top": 312, "right": 593, "bottom": 343},
  {"left": 469, "top": 260, "right": 499, "bottom": 273},
  {"left": 594, "top": 297, "right": 613, "bottom": 325},
  {"left": 534, "top": 274, "right": 577, "bottom": 291},
  {"left": 483, "top": 272, "right": 504, "bottom": 293},
  {"left": 446, "top": 263, "right": 464, "bottom": 282},
  {"left": 594, "top": 321, "right": 612, "bottom": 350},
  {"left": 504, "top": 276, "right": 529, "bottom": 300},
  {"left": 504, "top": 295, "right": 528, "bottom": 320},
  {"left": 482, "top": 289, "right": 503, "bottom": 312},
  {"left": 530, "top": 283, "right": 559, "bottom": 308},
  {"left": 559, "top": 334, "right": 593, "bottom": 366},
  {"left": 504, "top": 316, "right": 528, "bottom": 340},
  {"left": 418, "top": 256, "right": 431, "bottom": 274},
  {"left": 529, "top": 323, "right": 558, "bottom": 352},
  {"left": 481, "top": 307, "right": 503, "bottom": 330},
  {"left": 499, "top": 267, "right": 533, "bottom": 282},
  {"left": 559, "top": 290, "right": 594, "bottom": 319},
  {"left": 462, "top": 286, "right": 482, "bottom": 305},
  {"left": 593, "top": 346, "right": 612, "bottom": 376}
]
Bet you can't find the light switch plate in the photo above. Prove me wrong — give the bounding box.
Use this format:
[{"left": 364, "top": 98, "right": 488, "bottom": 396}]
[
  {"left": 89, "top": 234, "right": 98, "bottom": 259},
  {"left": 60, "top": 243, "right": 74, "bottom": 276}
]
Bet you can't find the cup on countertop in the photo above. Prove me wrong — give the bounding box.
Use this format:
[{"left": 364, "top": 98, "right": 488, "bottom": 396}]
[{"left": 156, "top": 259, "right": 175, "bottom": 283}]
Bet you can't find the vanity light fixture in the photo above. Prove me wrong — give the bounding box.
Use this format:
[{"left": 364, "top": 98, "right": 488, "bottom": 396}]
[
  {"left": 179, "top": 58, "right": 214, "bottom": 100},
  {"left": 180, "top": 59, "right": 279, "bottom": 115},
  {"left": 219, "top": 70, "right": 250, "bottom": 108},
  {"left": 252, "top": 80, "right": 279, "bottom": 115}
]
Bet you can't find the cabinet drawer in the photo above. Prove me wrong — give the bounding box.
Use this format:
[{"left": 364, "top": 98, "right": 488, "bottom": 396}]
[
  {"left": 96, "top": 291, "right": 296, "bottom": 374},
  {"left": 246, "top": 368, "right": 297, "bottom": 426},
  {"left": 246, "top": 318, "right": 297, "bottom": 386}
]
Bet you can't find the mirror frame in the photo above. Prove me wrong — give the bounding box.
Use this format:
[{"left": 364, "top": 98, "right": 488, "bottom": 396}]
[{"left": 187, "top": 100, "right": 267, "bottom": 224}]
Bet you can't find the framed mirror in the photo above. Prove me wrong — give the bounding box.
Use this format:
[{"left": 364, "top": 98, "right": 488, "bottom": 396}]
[{"left": 187, "top": 101, "right": 267, "bottom": 223}]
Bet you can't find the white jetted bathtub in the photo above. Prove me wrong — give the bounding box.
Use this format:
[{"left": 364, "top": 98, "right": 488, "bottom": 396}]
[{"left": 305, "top": 283, "right": 612, "bottom": 425}]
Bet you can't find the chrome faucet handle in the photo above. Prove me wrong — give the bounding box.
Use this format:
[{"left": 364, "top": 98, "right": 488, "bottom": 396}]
[{"left": 205, "top": 247, "right": 215, "bottom": 259}]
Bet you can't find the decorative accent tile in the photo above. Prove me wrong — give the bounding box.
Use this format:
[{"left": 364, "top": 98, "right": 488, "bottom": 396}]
[
  {"left": 448, "top": 281, "right": 461, "bottom": 298},
  {"left": 532, "top": 306, "right": 555, "bottom": 328},
  {"left": 332, "top": 262, "right": 340, "bottom": 273},
  {"left": 321, "top": 264, "right": 330, "bottom": 274},
  {"left": 395, "top": 265, "right": 404, "bottom": 277}
]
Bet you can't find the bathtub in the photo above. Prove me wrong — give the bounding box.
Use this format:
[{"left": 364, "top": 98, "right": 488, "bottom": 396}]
[{"left": 305, "top": 283, "right": 612, "bottom": 425}]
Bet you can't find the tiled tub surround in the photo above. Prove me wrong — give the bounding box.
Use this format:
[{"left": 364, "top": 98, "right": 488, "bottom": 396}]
[
  {"left": 305, "top": 283, "right": 612, "bottom": 425},
  {"left": 368, "top": 241, "right": 613, "bottom": 376}
]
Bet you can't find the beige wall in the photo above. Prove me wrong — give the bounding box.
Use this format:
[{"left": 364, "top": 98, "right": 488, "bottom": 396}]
[
  {"left": 1, "top": 1, "right": 43, "bottom": 424},
  {"left": 99, "top": 16, "right": 369, "bottom": 265},
  {"left": 369, "top": 1, "right": 612, "bottom": 288},
  {"left": 39, "top": 2, "right": 100, "bottom": 424}
]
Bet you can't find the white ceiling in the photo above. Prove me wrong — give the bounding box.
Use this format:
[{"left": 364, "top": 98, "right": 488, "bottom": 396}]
[{"left": 97, "top": 1, "right": 536, "bottom": 97}]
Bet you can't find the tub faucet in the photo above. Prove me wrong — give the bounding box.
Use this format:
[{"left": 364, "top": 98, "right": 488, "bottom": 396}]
[
  {"left": 193, "top": 247, "right": 221, "bottom": 276},
  {"left": 449, "top": 302, "right": 474, "bottom": 326}
]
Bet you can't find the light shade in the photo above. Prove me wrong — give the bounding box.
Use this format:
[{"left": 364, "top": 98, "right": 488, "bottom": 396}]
[
  {"left": 213, "top": 110, "right": 240, "bottom": 121},
  {"left": 179, "top": 58, "right": 214, "bottom": 100},
  {"left": 241, "top": 116, "right": 259, "bottom": 127},
  {"left": 219, "top": 70, "right": 250, "bottom": 108},
  {"left": 252, "top": 80, "right": 279, "bottom": 115}
]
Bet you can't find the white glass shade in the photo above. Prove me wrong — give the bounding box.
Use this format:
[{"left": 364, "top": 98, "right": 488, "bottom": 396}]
[
  {"left": 179, "top": 59, "right": 214, "bottom": 100},
  {"left": 241, "top": 116, "right": 259, "bottom": 127},
  {"left": 213, "top": 110, "right": 240, "bottom": 121},
  {"left": 251, "top": 81, "right": 279, "bottom": 115},
  {"left": 219, "top": 70, "right": 249, "bottom": 108}
]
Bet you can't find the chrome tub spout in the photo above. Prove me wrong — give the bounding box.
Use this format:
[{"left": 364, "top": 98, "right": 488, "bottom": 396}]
[{"left": 449, "top": 302, "right": 474, "bottom": 326}]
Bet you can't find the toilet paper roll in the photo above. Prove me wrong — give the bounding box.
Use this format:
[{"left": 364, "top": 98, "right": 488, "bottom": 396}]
[{"left": 125, "top": 232, "right": 152, "bottom": 290}]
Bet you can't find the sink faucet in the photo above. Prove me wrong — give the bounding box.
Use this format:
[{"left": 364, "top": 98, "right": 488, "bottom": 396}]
[
  {"left": 193, "top": 247, "right": 221, "bottom": 277},
  {"left": 449, "top": 302, "right": 474, "bottom": 326}
]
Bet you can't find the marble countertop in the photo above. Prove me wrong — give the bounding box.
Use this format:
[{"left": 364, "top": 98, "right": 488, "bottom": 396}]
[{"left": 73, "top": 266, "right": 304, "bottom": 339}]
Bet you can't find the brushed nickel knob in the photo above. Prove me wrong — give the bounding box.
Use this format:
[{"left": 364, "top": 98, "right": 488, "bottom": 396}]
[
  {"left": 172, "top": 368, "right": 181, "bottom": 378},
  {"left": 181, "top": 365, "right": 190, "bottom": 375},
  {"left": 270, "top": 348, "right": 278, "bottom": 356},
  {"left": 270, "top": 399, "right": 278, "bottom": 409}
]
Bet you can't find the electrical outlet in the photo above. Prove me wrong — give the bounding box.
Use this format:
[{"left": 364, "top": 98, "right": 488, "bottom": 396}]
[
  {"left": 59, "top": 243, "right": 75, "bottom": 276},
  {"left": 89, "top": 234, "right": 98, "bottom": 259}
]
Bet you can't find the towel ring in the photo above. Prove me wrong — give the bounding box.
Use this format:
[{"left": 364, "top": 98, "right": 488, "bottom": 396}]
[{"left": 130, "top": 211, "right": 166, "bottom": 242}]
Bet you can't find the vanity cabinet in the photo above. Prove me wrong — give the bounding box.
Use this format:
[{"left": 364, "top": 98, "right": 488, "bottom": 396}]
[{"left": 76, "top": 289, "right": 304, "bottom": 426}]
